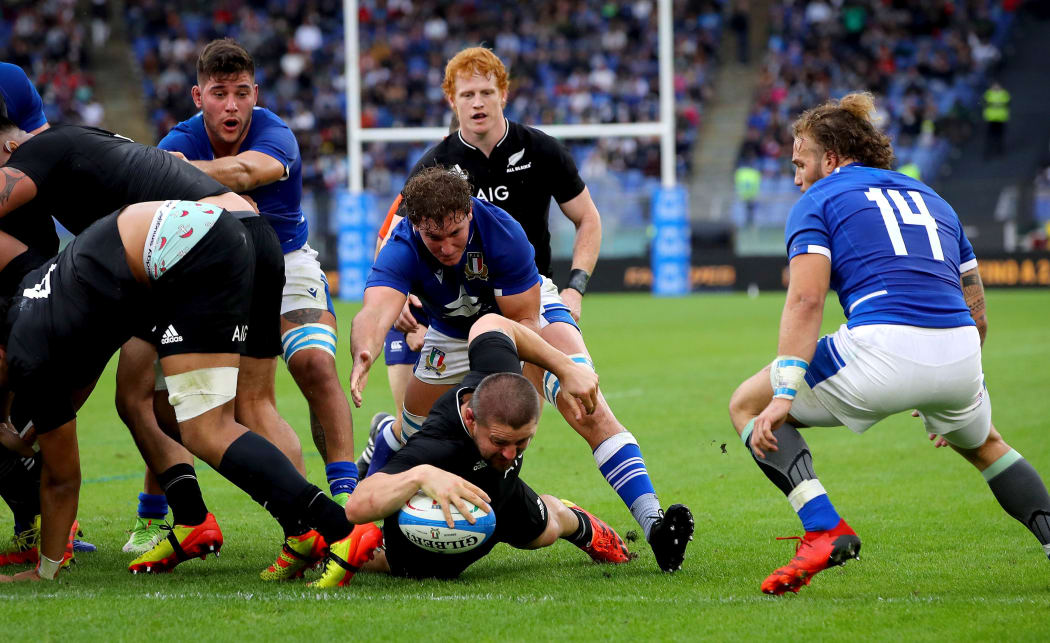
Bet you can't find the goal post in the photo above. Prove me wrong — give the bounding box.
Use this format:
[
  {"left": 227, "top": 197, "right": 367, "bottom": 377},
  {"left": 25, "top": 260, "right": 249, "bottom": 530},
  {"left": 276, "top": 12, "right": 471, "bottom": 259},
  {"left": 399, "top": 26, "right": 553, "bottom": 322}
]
[{"left": 339, "top": 0, "right": 689, "bottom": 299}]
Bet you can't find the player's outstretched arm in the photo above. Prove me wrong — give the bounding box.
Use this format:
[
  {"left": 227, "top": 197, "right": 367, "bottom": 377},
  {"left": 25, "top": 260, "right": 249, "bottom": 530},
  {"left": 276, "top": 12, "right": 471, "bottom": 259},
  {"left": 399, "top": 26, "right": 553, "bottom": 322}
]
[
  {"left": 349, "top": 286, "right": 409, "bottom": 407},
  {"left": 470, "top": 314, "right": 598, "bottom": 418},
  {"left": 347, "top": 465, "right": 491, "bottom": 528},
  {"left": 35, "top": 421, "right": 80, "bottom": 580},
  {"left": 961, "top": 267, "right": 987, "bottom": 346},
  {"left": 558, "top": 187, "right": 602, "bottom": 321},
  {"left": 495, "top": 282, "right": 542, "bottom": 334},
  {"left": 189, "top": 150, "right": 285, "bottom": 193},
  {"left": 750, "top": 254, "right": 830, "bottom": 458}
]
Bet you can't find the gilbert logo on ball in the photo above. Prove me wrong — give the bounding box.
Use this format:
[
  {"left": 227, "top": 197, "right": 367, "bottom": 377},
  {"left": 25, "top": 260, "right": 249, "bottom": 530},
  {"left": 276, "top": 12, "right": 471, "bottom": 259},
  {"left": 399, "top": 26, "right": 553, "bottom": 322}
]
[{"left": 398, "top": 491, "right": 496, "bottom": 554}]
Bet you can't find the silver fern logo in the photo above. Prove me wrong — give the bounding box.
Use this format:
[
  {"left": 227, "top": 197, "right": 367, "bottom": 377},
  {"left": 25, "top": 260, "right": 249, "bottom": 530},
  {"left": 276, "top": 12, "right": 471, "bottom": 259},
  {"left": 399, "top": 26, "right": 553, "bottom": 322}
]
[{"left": 507, "top": 149, "right": 525, "bottom": 166}]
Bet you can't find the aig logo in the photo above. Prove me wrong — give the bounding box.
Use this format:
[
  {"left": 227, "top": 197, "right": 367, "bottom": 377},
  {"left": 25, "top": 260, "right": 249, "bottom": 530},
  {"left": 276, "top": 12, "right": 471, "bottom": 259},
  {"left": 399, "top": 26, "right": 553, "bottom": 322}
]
[{"left": 476, "top": 186, "right": 509, "bottom": 202}]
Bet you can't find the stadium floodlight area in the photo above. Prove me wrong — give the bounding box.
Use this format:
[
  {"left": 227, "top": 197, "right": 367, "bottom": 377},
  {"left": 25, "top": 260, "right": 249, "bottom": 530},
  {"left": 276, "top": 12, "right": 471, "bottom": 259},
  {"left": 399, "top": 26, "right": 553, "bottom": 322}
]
[{"left": 339, "top": 0, "right": 690, "bottom": 298}]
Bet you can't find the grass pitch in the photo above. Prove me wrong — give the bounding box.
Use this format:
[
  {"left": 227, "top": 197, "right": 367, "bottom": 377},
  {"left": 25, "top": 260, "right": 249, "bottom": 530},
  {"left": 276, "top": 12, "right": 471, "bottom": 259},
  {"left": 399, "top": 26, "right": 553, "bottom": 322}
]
[{"left": 3, "top": 290, "right": 1048, "bottom": 641}]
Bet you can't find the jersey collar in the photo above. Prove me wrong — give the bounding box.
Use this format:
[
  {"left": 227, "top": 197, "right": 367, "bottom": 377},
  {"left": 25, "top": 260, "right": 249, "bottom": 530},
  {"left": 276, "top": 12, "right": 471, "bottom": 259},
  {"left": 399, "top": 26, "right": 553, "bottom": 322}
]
[
  {"left": 833, "top": 162, "right": 864, "bottom": 174},
  {"left": 456, "top": 118, "right": 510, "bottom": 151}
]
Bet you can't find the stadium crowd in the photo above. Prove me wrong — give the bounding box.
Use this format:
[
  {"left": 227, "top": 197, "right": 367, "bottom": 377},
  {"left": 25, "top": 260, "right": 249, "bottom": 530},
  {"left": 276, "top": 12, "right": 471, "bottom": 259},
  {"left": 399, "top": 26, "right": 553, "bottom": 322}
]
[
  {"left": 734, "top": 0, "right": 1020, "bottom": 226},
  {"left": 123, "top": 0, "right": 724, "bottom": 195},
  {"left": 0, "top": 0, "right": 106, "bottom": 127}
]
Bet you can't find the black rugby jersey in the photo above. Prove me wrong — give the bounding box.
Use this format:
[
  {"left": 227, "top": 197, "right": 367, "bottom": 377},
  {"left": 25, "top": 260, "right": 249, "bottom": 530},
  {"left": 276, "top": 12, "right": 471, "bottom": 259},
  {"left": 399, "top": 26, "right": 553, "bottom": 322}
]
[
  {"left": 3, "top": 126, "right": 229, "bottom": 256},
  {"left": 409, "top": 119, "right": 586, "bottom": 278}
]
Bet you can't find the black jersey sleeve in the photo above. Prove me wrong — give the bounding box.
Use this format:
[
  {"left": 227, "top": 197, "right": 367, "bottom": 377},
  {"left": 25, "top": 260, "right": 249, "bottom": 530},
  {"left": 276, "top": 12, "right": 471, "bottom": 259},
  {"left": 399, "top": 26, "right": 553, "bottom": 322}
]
[
  {"left": 4, "top": 128, "right": 69, "bottom": 189},
  {"left": 533, "top": 130, "right": 586, "bottom": 204}
]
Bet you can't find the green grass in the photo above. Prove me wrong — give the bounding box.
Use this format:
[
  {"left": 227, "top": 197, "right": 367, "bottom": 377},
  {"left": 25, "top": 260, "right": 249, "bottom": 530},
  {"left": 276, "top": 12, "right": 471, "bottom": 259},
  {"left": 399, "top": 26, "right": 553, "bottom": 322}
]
[{"left": 3, "top": 290, "right": 1049, "bottom": 641}]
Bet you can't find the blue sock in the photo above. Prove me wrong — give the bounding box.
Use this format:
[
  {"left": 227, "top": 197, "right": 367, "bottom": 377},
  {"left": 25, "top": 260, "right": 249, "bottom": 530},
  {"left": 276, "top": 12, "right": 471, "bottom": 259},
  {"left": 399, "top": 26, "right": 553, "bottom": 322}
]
[
  {"left": 325, "top": 461, "right": 358, "bottom": 498},
  {"left": 366, "top": 417, "right": 401, "bottom": 478},
  {"left": 137, "top": 492, "right": 168, "bottom": 520},
  {"left": 593, "top": 432, "right": 662, "bottom": 539},
  {"left": 796, "top": 493, "right": 840, "bottom": 532}
]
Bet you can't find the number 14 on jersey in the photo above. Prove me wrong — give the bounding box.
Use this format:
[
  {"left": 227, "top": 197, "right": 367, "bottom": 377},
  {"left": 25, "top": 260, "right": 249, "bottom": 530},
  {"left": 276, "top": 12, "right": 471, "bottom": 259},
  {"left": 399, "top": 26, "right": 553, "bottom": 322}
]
[{"left": 865, "top": 187, "right": 944, "bottom": 261}]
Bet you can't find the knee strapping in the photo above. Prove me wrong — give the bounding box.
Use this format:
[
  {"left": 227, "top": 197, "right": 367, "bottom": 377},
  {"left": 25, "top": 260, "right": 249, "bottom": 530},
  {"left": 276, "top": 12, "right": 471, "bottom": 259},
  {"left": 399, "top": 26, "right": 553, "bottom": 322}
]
[
  {"left": 165, "top": 367, "right": 238, "bottom": 422},
  {"left": 542, "top": 353, "right": 594, "bottom": 406},
  {"left": 281, "top": 323, "right": 337, "bottom": 362},
  {"left": 400, "top": 408, "right": 426, "bottom": 444}
]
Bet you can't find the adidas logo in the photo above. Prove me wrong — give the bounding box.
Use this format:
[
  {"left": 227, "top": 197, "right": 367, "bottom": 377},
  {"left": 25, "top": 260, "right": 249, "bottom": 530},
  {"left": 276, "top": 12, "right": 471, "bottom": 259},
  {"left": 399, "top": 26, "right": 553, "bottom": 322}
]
[{"left": 160, "top": 324, "right": 183, "bottom": 345}]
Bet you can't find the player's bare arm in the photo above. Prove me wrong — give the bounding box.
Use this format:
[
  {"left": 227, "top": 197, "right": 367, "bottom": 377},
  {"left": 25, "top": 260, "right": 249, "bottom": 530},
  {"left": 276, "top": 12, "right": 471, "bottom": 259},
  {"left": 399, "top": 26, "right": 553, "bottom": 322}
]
[
  {"left": 470, "top": 313, "right": 598, "bottom": 418},
  {"left": 494, "top": 282, "right": 542, "bottom": 335},
  {"left": 347, "top": 465, "right": 491, "bottom": 528},
  {"left": 349, "top": 285, "right": 409, "bottom": 406},
  {"left": 961, "top": 267, "right": 987, "bottom": 345},
  {"left": 750, "top": 253, "right": 830, "bottom": 458},
  {"left": 558, "top": 187, "right": 602, "bottom": 321},
  {"left": 0, "top": 167, "right": 37, "bottom": 216},
  {"left": 189, "top": 150, "right": 286, "bottom": 193}
]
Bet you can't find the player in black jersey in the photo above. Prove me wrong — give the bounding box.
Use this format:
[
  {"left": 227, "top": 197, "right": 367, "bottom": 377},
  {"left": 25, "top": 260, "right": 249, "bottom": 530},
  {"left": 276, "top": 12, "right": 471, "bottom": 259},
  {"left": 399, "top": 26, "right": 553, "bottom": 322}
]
[
  {"left": 0, "top": 198, "right": 368, "bottom": 585},
  {"left": 373, "top": 47, "right": 693, "bottom": 573},
  {"left": 346, "top": 313, "right": 631, "bottom": 579},
  {"left": 0, "top": 118, "right": 308, "bottom": 569}
]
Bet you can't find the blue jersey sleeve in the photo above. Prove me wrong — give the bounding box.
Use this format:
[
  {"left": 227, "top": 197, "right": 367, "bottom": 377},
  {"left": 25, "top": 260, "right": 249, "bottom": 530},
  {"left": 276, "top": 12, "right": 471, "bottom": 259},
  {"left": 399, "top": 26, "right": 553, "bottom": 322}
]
[
  {"left": 958, "top": 226, "right": 977, "bottom": 273},
  {"left": 244, "top": 117, "right": 297, "bottom": 178},
  {"left": 0, "top": 63, "right": 47, "bottom": 132},
  {"left": 158, "top": 128, "right": 202, "bottom": 156},
  {"left": 785, "top": 192, "right": 831, "bottom": 260},
  {"left": 365, "top": 230, "right": 415, "bottom": 295}
]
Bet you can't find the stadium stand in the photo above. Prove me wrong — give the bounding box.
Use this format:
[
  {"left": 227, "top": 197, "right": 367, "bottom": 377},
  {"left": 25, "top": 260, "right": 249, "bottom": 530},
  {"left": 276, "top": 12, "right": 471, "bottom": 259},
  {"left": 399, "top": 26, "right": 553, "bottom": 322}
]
[
  {"left": 732, "top": 0, "right": 1020, "bottom": 229},
  {"left": 0, "top": 0, "right": 103, "bottom": 126}
]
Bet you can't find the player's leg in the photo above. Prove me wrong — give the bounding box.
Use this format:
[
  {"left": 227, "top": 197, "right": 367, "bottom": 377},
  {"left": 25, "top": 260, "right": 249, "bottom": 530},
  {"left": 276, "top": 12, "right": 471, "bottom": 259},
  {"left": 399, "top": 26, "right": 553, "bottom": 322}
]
[
  {"left": 536, "top": 307, "right": 691, "bottom": 572},
  {"left": 356, "top": 328, "right": 420, "bottom": 477},
  {"left": 729, "top": 334, "right": 862, "bottom": 595},
  {"left": 931, "top": 396, "right": 1050, "bottom": 561},
  {"left": 115, "top": 339, "right": 178, "bottom": 553},
  {"left": 236, "top": 357, "right": 305, "bottom": 475},
  {"left": 280, "top": 246, "right": 356, "bottom": 503}
]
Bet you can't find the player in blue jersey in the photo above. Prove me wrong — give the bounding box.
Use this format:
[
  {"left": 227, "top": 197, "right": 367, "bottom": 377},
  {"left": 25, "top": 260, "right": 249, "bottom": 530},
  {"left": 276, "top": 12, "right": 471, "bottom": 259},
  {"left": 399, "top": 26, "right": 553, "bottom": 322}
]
[
  {"left": 350, "top": 166, "right": 693, "bottom": 573},
  {"left": 0, "top": 63, "right": 49, "bottom": 135},
  {"left": 119, "top": 39, "right": 357, "bottom": 579},
  {"left": 728, "top": 93, "right": 1050, "bottom": 595}
]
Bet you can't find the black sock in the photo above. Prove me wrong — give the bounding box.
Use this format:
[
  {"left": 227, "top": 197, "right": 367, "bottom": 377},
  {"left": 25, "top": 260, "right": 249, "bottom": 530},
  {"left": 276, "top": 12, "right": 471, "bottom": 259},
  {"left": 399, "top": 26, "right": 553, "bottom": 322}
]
[
  {"left": 985, "top": 451, "right": 1050, "bottom": 548},
  {"left": 564, "top": 507, "right": 593, "bottom": 548},
  {"left": 218, "top": 432, "right": 350, "bottom": 543},
  {"left": 0, "top": 446, "right": 41, "bottom": 531},
  {"left": 157, "top": 463, "right": 209, "bottom": 526},
  {"left": 744, "top": 422, "right": 816, "bottom": 496}
]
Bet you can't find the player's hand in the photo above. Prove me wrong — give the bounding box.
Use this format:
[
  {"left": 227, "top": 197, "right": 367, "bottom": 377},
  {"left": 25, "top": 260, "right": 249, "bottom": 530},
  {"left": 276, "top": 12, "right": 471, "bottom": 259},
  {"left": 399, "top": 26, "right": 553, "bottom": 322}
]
[
  {"left": 557, "top": 361, "right": 599, "bottom": 421},
  {"left": 167, "top": 150, "right": 187, "bottom": 161},
  {"left": 406, "top": 324, "right": 427, "bottom": 352},
  {"left": 394, "top": 295, "right": 422, "bottom": 333},
  {"left": 0, "top": 421, "right": 33, "bottom": 458},
  {"left": 0, "top": 568, "right": 42, "bottom": 582},
  {"left": 418, "top": 465, "right": 492, "bottom": 527},
  {"left": 349, "top": 350, "right": 374, "bottom": 408},
  {"left": 911, "top": 410, "right": 950, "bottom": 448},
  {"left": 749, "top": 398, "right": 793, "bottom": 459},
  {"left": 559, "top": 288, "right": 583, "bottom": 322}
]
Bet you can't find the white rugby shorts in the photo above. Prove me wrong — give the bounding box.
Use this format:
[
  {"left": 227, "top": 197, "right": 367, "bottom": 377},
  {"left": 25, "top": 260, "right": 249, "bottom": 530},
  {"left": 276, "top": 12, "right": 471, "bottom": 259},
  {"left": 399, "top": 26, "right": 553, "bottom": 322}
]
[
  {"left": 784, "top": 323, "right": 991, "bottom": 449},
  {"left": 281, "top": 243, "right": 332, "bottom": 315},
  {"left": 413, "top": 279, "right": 576, "bottom": 386}
]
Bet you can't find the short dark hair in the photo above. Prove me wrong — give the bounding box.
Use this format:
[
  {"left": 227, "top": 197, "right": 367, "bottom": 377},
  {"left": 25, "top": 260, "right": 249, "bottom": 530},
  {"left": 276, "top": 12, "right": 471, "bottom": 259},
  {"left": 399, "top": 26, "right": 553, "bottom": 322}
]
[
  {"left": 196, "top": 39, "right": 255, "bottom": 84},
  {"left": 400, "top": 166, "right": 473, "bottom": 230},
  {"left": 470, "top": 372, "right": 540, "bottom": 429},
  {"left": 0, "top": 115, "right": 20, "bottom": 138}
]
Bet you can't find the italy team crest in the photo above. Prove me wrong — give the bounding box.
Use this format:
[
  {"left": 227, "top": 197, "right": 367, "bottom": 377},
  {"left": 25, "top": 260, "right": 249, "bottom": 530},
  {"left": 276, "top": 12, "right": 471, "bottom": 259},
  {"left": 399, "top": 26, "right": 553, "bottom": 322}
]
[
  {"left": 464, "top": 252, "right": 489, "bottom": 280},
  {"left": 425, "top": 347, "right": 447, "bottom": 373}
]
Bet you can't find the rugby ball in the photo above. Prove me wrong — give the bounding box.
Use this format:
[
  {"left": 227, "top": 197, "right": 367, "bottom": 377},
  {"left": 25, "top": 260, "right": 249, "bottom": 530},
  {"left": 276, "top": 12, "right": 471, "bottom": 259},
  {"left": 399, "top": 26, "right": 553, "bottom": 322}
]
[{"left": 398, "top": 490, "right": 496, "bottom": 554}]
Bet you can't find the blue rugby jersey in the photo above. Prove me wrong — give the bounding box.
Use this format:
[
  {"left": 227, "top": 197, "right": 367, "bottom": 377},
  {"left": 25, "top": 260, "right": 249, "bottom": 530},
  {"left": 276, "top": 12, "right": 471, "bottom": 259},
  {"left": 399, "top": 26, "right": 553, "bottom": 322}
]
[
  {"left": 786, "top": 164, "right": 976, "bottom": 328},
  {"left": 366, "top": 197, "right": 541, "bottom": 339},
  {"left": 0, "top": 63, "right": 47, "bottom": 132},
  {"left": 159, "top": 107, "right": 307, "bottom": 253}
]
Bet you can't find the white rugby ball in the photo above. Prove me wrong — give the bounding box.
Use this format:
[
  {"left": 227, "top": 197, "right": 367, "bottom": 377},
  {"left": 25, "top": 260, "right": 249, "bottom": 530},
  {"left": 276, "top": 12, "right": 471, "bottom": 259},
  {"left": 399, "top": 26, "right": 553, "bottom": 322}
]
[{"left": 398, "top": 490, "right": 496, "bottom": 554}]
